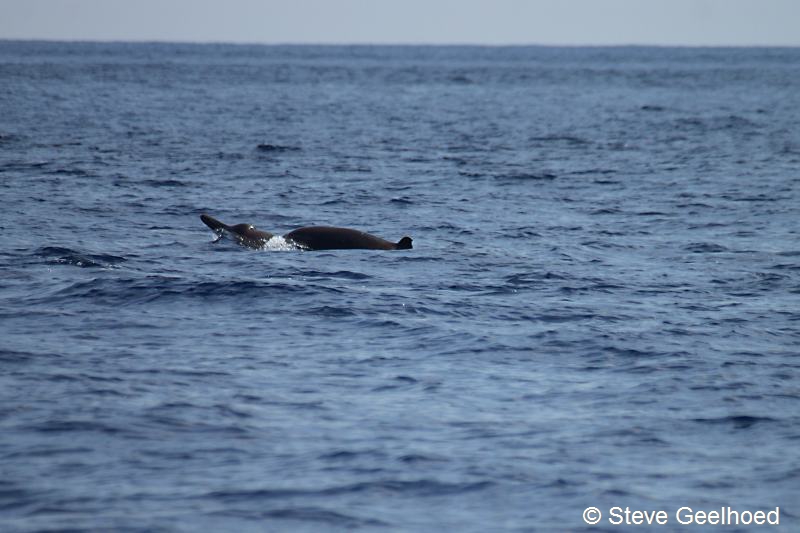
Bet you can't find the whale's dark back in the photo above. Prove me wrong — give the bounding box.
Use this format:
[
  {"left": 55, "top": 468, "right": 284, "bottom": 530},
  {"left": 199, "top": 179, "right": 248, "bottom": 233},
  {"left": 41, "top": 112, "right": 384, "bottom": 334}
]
[{"left": 284, "top": 226, "right": 411, "bottom": 251}]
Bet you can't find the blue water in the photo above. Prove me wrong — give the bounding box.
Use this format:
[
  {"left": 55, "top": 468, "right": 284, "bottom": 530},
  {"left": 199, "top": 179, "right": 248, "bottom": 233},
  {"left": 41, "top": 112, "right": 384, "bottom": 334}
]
[{"left": 1, "top": 42, "right": 799, "bottom": 532}]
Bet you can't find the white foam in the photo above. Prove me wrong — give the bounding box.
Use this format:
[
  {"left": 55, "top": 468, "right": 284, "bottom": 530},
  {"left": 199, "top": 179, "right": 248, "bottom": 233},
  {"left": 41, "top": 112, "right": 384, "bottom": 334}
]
[{"left": 259, "top": 236, "right": 303, "bottom": 251}]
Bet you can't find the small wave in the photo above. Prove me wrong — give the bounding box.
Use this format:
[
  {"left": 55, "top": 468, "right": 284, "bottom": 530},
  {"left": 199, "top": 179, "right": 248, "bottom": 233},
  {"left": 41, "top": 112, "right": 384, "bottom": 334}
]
[
  {"left": 723, "top": 193, "right": 785, "bottom": 203},
  {"left": 674, "top": 114, "right": 761, "bottom": 132},
  {"left": 34, "top": 246, "right": 127, "bottom": 268},
  {"left": 2, "top": 160, "right": 49, "bottom": 172},
  {"left": 256, "top": 143, "right": 301, "bottom": 152},
  {"left": 771, "top": 263, "right": 800, "bottom": 271},
  {"left": 0, "top": 482, "right": 40, "bottom": 512},
  {"left": 505, "top": 271, "right": 570, "bottom": 285},
  {"left": 2, "top": 446, "right": 92, "bottom": 459},
  {"left": 494, "top": 172, "right": 557, "bottom": 181},
  {"left": 602, "top": 346, "right": 656, "bottom": 358},
  {"left": 216, "top": 151, "right": 245, "bottom": 160},
  {"left": 372, "top": 375, "right": 422, "bottom": 392},
  {"left": 318, "top": 449, "right": 387, "bottom": 461},
  {"left": 692, "top": 415, "right": 776, "bottom": 429},
  {"left": 38, "top": 276, "right": 340, "bottom": 307},
  {"left": 50, "top": 141, "right": 82, "bottom": 147},
  {"left": 580, "top": 240, "right": 634, "bottom": 250},
  {"left": 140, "top": 178, "right": 188, "bottom": 187},
  {"left": 27, "top": 420, "right": 130, "bottom": 435},
  {"left": 501, "top": 225, "right": 542, "bottom": 238},
  {"left": 458, "top": 170, "right": 486, "bottom": 177},
  {"left": 211, "top": 506, "right": 387, "bottom": 528},
  {"left": 570, "top": 168, "right": 617, "bottom": 176},
  {"left": 331, "top": 164, "right": 372, "bottom": 173},
  {"left": 320, "top": 198, "right": 348, "bottom": 205},
  {"left": 206, "top": 479, "right": 492, "bottom": 501},
  {"left": 390, "top": 196, "right": 414, "bottom": 204},
  {"left": 0, "top": 349, "right": 58, "bottom": 363},
  {"left": 448, "top": 74, "right": 473, "bottom": 84},
  {"left": 306, "top": 305, "right": 357, "bottom": 318},
  {"left": 536, "top": 312, "right": 598, "bottom": 323},
  {"left": 45, "top": 167, "right": 92, "bottom": 177},
  {"left": 399, "top": 453, "right": 445, "bottom": 464},
  {"left": 530, "top": 135, "right": 591, "bottom": 145},
  {"left": 685, "top": 242, "right": 729, "bottom": 253},
  {"left": 292, "top": 270, "right": 371, "bottom": 281},
  {"left": 173, "top": 279, "right": 330, "bottom": 299}
]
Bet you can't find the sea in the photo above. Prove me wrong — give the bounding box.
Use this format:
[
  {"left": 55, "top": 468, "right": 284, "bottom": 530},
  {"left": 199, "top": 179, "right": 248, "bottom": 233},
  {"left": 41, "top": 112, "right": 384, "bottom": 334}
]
[{"left": 0, "top": 41, "right": 798, "bottom": 532}]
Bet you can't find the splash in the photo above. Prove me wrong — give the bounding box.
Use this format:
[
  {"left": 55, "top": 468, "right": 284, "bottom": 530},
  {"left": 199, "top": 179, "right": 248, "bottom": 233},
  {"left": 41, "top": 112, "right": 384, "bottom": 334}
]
[{"left": 259, "top": 236, "right": 304, "bottom": 251}]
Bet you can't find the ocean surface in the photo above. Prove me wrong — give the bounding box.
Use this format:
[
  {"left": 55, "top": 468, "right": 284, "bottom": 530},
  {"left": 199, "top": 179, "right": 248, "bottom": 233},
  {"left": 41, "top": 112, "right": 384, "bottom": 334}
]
[{"left": 1, "top": 42, "right": 799, "bottom": 532}]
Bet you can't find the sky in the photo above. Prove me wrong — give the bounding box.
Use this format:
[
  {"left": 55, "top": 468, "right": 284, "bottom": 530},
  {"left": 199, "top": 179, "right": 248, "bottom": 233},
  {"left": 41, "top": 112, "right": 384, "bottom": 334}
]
[{"left": 0, "top": 0, "right": 798, "bottom": 46}]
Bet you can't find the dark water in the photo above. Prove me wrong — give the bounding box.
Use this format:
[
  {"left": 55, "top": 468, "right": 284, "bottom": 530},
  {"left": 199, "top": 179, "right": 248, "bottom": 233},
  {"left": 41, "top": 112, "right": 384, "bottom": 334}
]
[{"left": 1, "top": 41, "right": 799, "bottom": 532}]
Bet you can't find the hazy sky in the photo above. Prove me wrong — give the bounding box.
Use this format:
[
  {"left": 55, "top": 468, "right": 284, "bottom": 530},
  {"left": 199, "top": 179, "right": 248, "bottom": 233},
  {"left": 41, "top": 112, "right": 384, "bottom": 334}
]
[{"left": 1, "top": 0, "right": 798, "bottom": 46}]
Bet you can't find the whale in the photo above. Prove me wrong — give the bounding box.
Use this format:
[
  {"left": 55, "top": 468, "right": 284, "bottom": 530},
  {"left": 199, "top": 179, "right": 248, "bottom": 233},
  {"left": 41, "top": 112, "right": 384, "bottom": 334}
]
[{"left": 200, "top": 214, "right": 412, "bottom": 251}]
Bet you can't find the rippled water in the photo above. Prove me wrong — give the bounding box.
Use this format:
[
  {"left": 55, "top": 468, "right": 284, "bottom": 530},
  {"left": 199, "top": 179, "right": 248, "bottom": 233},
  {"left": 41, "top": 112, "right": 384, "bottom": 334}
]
[{"left": 1, "top": 42, "right": 799, "bottom": 531}]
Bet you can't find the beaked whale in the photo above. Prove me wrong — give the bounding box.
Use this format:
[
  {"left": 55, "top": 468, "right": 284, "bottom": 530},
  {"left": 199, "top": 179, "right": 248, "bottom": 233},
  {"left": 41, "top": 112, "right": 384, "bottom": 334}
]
[{"left": 200, "top": 214, "right": 412, "bottom": 251}]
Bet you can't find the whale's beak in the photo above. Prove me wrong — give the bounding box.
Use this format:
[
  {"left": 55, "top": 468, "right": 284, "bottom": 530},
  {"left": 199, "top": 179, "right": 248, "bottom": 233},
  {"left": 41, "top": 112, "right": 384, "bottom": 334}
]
[
  {"left": 201, "top": 214, "right": 227, "bottom": 234},
  {"left": 201, "top": 214, "right": 229, "bottom": 243}
]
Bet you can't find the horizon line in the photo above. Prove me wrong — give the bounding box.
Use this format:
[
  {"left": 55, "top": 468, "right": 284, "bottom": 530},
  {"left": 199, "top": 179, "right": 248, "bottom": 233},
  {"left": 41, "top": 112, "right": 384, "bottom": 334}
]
[{"left": 2, "top": 38, "right": 799, "bottom": 49}]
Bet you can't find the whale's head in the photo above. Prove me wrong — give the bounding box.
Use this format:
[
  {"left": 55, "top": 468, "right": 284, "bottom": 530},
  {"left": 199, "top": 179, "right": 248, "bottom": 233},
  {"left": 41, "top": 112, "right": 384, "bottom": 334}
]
[
  {"left": 231, "top": 223, "right": 256, "bottom": 233},
  {"left": 227, "top": 223, "right": 273, "bottom": 248},
  {"left": 201, "top": 214, "right": 274, "bottom": 249}
]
